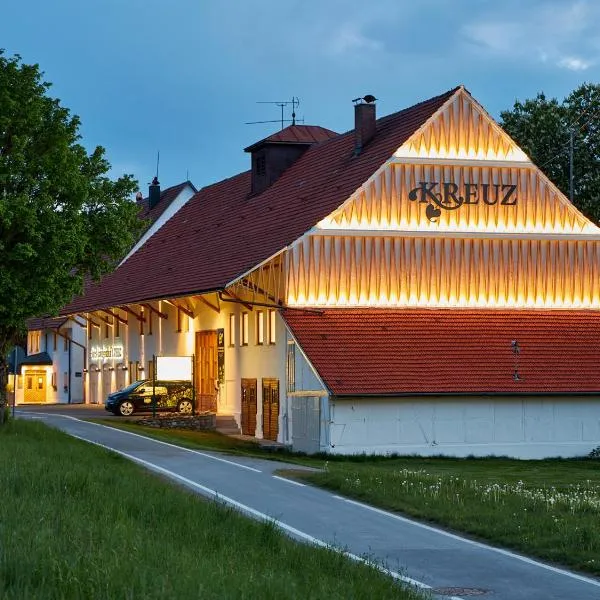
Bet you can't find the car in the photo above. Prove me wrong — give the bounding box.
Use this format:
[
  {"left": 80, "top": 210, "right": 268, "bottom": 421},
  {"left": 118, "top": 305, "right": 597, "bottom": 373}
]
[{"left": 105, "top": 380, "right": 194, "bottom": 417}]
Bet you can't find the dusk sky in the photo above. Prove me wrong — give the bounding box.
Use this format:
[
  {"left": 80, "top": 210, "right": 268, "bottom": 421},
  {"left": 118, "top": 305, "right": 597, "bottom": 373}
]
[{"left": 2, "top": 0, "right": 599, "bottom": 193}]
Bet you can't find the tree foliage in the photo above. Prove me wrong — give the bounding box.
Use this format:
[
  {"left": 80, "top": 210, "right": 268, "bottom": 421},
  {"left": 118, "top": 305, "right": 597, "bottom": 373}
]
[
  {"left": 500, "top": 83, "right": 600, "bottom": 223},
  {"left": 0, "top": 52, "right": 143, "bottom": 384}
]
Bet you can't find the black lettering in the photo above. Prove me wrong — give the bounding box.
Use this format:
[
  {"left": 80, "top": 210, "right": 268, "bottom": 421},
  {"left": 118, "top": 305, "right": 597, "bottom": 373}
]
[
  {"left": 481, "top": 183, "right": 496, "bottom": 205},
  {"left": 463, "top": 183, "right": 478, "bottom": 204},
  {"left": 501, "top": 184, "right": 517, "bottom": 205},
  {"left": 408, "top": 181, "right": 440, "bottom": 204},
  {"left": 442, "top": 182, "right": 463, "bottom": 210}
]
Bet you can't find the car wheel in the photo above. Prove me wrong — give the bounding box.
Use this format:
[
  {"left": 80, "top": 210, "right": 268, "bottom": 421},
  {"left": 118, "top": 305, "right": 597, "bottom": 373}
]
[
  {"left": 118, "top": 400, "right": 135, "bottom": 417},
  {"left": 177, "top": 399, "right": 193, "bottom": 414}
]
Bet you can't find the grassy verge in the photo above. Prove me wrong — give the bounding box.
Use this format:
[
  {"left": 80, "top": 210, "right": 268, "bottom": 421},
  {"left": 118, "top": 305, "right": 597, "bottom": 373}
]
[
  {"left": 289, "top": 457, "right": 600, "bottom": 576},
  {"left": 0, "top": 419, "right": 423, "bottom": 600},
  {"left": 90, "top": 418, "right": 318, "bottom": 466}
]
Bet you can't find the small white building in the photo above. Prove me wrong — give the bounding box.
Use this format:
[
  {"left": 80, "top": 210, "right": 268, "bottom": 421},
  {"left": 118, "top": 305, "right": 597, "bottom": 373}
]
[{"left": 19, "top": 317, "right": 86, "bottom": 404}]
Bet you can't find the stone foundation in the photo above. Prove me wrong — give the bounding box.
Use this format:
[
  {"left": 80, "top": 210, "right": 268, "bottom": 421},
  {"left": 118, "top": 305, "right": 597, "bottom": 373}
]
[{"left": 134, "top": 412, "right": 216, "bottom": 431}]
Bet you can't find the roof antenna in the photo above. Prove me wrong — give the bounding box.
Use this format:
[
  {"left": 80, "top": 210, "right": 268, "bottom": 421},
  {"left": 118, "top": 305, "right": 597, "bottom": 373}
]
[
  {"left": 155, "top": 150, "right": 160, "bottom": 180},
  {"left": 245, "top": 97, "right": 304, "bottom": 129}
]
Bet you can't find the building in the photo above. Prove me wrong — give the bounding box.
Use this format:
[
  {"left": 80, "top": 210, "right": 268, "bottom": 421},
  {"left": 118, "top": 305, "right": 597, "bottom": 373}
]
[
  {"left": 46, "top": 86, "right": 600, "bottom": 457},
  {"left": 21, "top": 180, "right": 196, "bottom": 405}
]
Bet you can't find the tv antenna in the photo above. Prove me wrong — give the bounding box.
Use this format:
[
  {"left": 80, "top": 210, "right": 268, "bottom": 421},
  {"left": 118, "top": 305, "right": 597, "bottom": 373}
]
[{"left": 246, "top": 97, "right": 303, "bottom": 129}]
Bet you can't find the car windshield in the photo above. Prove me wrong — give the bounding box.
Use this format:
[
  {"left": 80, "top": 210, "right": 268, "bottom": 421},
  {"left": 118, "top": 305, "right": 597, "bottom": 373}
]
[{"left": 118, "top": 380, "right": 146, "bottom": 393}]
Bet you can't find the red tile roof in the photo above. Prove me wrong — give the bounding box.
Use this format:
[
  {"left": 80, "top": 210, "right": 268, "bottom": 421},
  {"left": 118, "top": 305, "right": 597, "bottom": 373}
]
[
  {"left": 26, "top": 316, "right": 69, "bottom": 331},
  {"left": 62, "top": 88, "right": 458, "bottom": 315},
  {"left": 283, "top": 309, "right": 600, "bottom": 395},
  {"left": 136, "top": 181, "right": 195, "bottom": 225},
  {"left": 244, "top": 124, "right": 338, "bottom": 151}
]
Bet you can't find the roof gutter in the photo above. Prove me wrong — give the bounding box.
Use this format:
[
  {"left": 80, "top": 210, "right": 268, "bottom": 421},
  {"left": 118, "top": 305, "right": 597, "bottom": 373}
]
[{"left": 331, "top": 391, "right": 600, "bottom": 398}]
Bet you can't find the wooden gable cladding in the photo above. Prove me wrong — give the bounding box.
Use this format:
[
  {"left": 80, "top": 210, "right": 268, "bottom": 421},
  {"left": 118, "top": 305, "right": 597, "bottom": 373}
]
[
  {"left": 286, "top": 235, "right": 600, "bottom": 309},
  {"left": 317, "top": 162, "right": 596, "bottom": 234},
  {"left": 394, "top": 87, "right": 528, "bottom": 162}
]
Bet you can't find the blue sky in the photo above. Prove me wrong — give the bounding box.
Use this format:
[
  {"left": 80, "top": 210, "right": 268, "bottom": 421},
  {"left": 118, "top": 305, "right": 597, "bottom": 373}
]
[{"left": 2, "top": 0, "right": 599, "bottom": 193}]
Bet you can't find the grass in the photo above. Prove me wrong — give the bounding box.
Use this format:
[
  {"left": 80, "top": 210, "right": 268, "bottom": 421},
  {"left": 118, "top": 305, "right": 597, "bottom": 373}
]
[
  {"left": 290, "top": 456, "right": 600, "bottom": 576},
  {"left": 91, "top": 418, "right": 600, "bottom": 575},
  {"left": 0, "top": 419, "right": 425, "bottom": 600},
  {"left": 91, "top": 418, "right": 317, "bottom": 465}
]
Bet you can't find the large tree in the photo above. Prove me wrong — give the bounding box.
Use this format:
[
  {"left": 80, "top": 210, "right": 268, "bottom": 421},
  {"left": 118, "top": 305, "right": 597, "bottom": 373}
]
[
  {"left": 500, "top": 83, "right": 600, "bottom": 223},
  {"left": 0, "top": 52, "right": 143, "bottom": 415}
]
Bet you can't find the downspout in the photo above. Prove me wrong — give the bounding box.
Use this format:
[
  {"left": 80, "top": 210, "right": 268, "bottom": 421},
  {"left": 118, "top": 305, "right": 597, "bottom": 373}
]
[{"left": 68, "top": 339, "right": 72, "bottom": 404}]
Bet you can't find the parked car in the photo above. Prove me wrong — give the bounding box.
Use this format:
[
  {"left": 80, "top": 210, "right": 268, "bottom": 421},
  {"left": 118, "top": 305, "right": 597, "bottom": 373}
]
[{"left": 105, "top": 380, "right": 194, "bottom": 416}]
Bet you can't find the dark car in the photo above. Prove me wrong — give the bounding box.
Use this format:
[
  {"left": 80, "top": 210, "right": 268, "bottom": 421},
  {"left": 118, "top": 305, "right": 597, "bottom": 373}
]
[{"left": 105, "top": 380, "right": 194, "bottom": 417}]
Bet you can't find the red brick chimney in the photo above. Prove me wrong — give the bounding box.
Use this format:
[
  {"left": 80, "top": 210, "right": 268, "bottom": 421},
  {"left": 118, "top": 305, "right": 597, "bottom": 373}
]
[{"left": 354, "top": 95, "right": 377, "bottom": 155}]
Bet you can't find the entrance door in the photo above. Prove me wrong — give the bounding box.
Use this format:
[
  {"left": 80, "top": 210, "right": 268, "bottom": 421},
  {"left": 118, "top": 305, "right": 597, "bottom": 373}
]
[
  {"left": 102, "top": 368, "right": 113, "bottom": 403},
  {"left": 24, "top": 370, "right": 46, "bottom": 403},
  {"left": 262, "top": 378, "right": 280, "bottom": 441},
  {"left": 241, "top": 379, "right": 257, "bottom": 436},
  {"left": 195, "top": 331, "right": 218, "bottom": 412}
]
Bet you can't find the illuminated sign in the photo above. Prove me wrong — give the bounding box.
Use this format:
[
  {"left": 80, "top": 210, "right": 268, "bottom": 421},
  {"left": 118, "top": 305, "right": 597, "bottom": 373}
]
[
  {"left": 408, "top": 182, "right": 518, "bottom": 221},
  {"left": 156, "top": 356, "right": 193, "bottom": 382},
  {"left": 90, "top": 338, "right": 123, "bottom": 361}
]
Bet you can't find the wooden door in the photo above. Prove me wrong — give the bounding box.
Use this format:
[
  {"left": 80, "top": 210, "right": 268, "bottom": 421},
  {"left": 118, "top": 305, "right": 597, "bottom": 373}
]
[
  {"left": 195, "top": 331, "right": 218, "bottom": 412},
  {"left": 24, "top": 370, "right": 46, "bottom": 403},
  {"left": 241, "top": 379, "right": 257, "bottom": 436},
  {"left": 262, "top": 378, "right": 279, "bottom": 441}
]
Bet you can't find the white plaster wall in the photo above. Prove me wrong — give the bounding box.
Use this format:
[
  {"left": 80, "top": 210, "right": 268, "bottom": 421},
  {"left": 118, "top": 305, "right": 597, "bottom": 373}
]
[{"left": 328, "top": 396, "right": 600, "bottom": 459}]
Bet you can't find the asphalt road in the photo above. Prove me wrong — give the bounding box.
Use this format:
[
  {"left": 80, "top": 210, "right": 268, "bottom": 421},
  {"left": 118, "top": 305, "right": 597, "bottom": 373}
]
[{"left": 16, "top": 406, "right": 600, "bottom": 600}]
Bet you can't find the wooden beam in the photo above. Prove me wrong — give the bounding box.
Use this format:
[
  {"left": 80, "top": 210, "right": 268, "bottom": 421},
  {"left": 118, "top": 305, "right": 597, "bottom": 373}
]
[
  {"left": 196, "top": 295, "right": 220, "bottom": 314},
  {"left": 120, "top": 306, "right": 145, "bottom": 322},
  {"left": 164, "top": 298, "right": 195, "bottom": 319},
  {"left": 142, "top": 302, "right": 168, "bottom": 320},
  {"left": 71, "top": 316, "right": 88, "bottom": 328},
  {"left": 77, "top": 313, "right": 101, "bottom": 328},
  {"left": 240, "top": 278, "right": 280, "bottom": 305},
  {"left": 222, "top": 289, "right": 253, "bottom": 311},
  {"left": 101, "top": 308, "right": 128, "bottom": 325}
]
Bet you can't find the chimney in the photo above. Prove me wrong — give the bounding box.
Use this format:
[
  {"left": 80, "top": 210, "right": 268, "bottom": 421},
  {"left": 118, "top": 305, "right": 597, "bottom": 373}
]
[
  {"left": 148, "top": 176, "right": 161, "bottom": 210},
  {"left": 353, "top": 94, "right": 377, "bottom": 155}
]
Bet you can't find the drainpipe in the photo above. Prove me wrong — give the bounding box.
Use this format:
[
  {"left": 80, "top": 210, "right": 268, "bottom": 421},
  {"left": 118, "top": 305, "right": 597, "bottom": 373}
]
[{"left": 68, "top": 339, "right": 72, "bottom": 404}]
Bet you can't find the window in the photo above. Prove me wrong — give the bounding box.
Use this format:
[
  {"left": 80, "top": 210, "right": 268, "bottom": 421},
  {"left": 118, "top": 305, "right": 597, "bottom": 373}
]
[
  {"left": 88, "top": 321, "right": 92, "bottom": 340},
  {"left": 147, "top": 311, "right": 153, "bottom": 335},
  {"left": 268, "top": 310, "right": 276, "bottom": 344},
  {"left": 51, "top": 371, "right": 56, "bottom": 390},
  {"left": 53, "top": 333, "right": 57, "bottom": 351},
  {"left": 63, "top": 329, "right": 71, "bottom": 352},
  {"left": 287, "top": 342, "right": 296, "bottom": 392},
  {"left": 115, "top": 318, "right": 120, "bottom": 338},
  {"left": 176, "top": 308, "right": 182, "bottom": 333},
  {"left": 256, "top": 311, "right": 264, "bottom": 345},
  {"left": 148, "top": 359, "right": 154, "bottom": 381},
  {"left": 63, "top": 371, "right": 68, "bottom": 392},
  {"left": 255, "top": 154, "right": 266, "bottom": 176},
  {"left": 228, "top": 314, "right": 236, "bottom": 346},
  {"left": 105, "top": 323, "right": 109, "bottom": 339},
  {"left": 240, "top": 312, "right": 249, "bottom": 346}
]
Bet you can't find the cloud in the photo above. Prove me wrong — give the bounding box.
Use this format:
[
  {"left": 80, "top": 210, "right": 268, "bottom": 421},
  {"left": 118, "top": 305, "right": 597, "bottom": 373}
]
[
  {"left": 558, "top": 56, "right": 592, "bottom": 71},
  {"left": 462, "top": 0, "right": 599, "bottom": 71},
  {"left": 327, "top": 23, "right": 384, "bottom": 56}
]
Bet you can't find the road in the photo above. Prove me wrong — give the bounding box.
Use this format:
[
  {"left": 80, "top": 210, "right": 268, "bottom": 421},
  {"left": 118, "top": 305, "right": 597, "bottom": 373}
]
[{"left": 16, "top": 406, "right": 600, "bottom": 600}]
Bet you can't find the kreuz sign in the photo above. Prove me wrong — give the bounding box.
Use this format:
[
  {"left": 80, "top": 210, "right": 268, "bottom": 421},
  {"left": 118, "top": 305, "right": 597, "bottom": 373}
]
[{"left": 408, "top": 181, "right": 517, "bottom": 221}]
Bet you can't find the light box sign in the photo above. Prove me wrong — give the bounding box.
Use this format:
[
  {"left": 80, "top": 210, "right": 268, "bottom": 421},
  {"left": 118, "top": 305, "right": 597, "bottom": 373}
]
[
  {"left": 90, "top": 338, "right": 123, "bottom": 361},
  {"left": 156, "top": 356, "right": 193, "bottom": 382}
]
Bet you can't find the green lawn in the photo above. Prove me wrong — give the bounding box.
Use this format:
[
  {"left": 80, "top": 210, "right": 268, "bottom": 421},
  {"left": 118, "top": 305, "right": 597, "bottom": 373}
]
[
  {"left": 291, "top": 457, "right": 600, "bottom": 576},
  {"left": 0, "top": 419, "right": 424, "bottom": 600}
]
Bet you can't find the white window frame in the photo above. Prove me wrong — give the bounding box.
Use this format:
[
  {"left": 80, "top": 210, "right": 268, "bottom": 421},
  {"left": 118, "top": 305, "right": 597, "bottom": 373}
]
[
  {"left": 240, "top": 312, "right": 249, "bottom": 346},
  {"left": 256, "top": 311, "right": 264, "bottom": 345},
  {"left": 268, "top": 309, "right": 276, "bottom": 345}
]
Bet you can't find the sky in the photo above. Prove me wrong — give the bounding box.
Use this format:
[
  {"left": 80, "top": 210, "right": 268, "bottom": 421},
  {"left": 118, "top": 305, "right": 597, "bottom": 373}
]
[{"left": 2, "top": 0, "right": 600, "bottom": 194}]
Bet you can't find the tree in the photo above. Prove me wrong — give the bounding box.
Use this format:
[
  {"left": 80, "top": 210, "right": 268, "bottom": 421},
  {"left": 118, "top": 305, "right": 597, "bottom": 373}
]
[
  {"left": 500, "top": 83, "right": 600, "bottom": 224},
  {"left": 0, "top": 51, "right": 143, "bottom": 418}
]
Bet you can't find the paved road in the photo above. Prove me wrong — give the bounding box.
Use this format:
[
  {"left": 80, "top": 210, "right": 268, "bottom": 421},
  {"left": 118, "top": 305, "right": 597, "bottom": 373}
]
[{"left": 16, "top": 407, "right": 600, "bottom": 600}]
